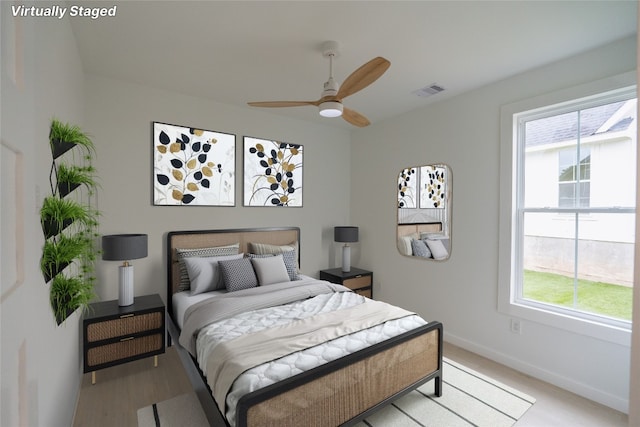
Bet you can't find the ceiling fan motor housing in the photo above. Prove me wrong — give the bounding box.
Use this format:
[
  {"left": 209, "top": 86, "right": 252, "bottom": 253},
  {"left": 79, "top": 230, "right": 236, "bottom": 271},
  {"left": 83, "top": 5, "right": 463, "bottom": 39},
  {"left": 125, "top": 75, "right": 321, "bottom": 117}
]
[{"left": 322, "top": 77, "right": 339, "bottom": 97}]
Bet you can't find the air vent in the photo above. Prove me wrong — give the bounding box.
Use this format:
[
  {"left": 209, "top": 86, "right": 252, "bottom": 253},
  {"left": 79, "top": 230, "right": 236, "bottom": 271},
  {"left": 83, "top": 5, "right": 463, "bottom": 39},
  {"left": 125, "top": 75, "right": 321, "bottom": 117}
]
[{"left": 413, "top": 83, "right": 445, "bottom": 98}]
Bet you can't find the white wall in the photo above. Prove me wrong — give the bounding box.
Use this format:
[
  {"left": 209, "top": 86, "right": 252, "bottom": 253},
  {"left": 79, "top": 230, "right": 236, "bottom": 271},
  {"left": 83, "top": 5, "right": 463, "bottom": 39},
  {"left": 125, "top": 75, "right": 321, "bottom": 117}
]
[
  {"left": 83, "top": 75, "right": 352, "bottom": 303},
  {"left": 350, "top": 36, "right": 636, "bottom": 412},
  {"left": 1, "top": 6, "right": 86, "bottom": 427}
]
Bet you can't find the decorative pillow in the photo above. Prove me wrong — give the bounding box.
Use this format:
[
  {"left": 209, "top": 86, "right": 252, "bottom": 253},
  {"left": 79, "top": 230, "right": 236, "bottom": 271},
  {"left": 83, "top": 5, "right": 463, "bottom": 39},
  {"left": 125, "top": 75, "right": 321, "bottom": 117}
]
[
  {"left": 248, "top": 241, "right": 296, "bottom": 255},
  {"left": 280, "top": 250, "right": 300, "bottom": 280},
  {"left": 219, "top": 257, "right": 258, "bottom": 292},
  {"left": 251, "top": 255, "right": 290, "bottom": 286},
  {"left": 248, "top": 241, "right": 299, "bottom": 269},
  {"left": 248, "top": 250, "right": 299, "bottom": 280},
  {"left": 176, "top": 243, "right": 239, "bottom": 291},
  {"left": 184, "top": 253, "right": 244, "bottom": 295},
  {"left": 411, "top": 239, "right": 432, "bottom": 258},
  {"left": 420, "top": 232, "right": 447, "bottom": 240},
  {"left": 398, "top": 236, "right": 413, "bottom": 256},
  {"left": 426, "top": 239, "right": 449, "bottom": 260}
]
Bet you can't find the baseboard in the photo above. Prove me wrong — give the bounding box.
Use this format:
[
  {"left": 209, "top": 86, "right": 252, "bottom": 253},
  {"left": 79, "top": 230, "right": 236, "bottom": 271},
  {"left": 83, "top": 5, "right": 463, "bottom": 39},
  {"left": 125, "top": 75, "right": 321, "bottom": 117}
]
[{"left": 444, "top": 333, "right": 629, "bottom": 414}]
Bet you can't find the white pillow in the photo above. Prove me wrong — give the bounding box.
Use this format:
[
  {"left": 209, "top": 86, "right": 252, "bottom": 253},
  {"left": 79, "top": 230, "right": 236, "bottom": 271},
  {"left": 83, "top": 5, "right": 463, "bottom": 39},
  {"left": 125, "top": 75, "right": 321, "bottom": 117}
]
[
  {"left": 426, "top": 239, "right": 449, "bottom": 260},
  {"left": 398, "top": 236, "right": 413, "bottom": 256},
  {"left": 250, "top": 255, "right": 290, "bottom": 286},
  {"left": 184, "top": 253, "right": 244, "bottom": 295}
]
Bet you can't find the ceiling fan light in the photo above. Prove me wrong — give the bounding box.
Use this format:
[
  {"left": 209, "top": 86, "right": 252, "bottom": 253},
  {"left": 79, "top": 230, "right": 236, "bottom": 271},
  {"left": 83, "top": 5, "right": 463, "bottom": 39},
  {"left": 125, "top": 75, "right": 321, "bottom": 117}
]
[{"left": 319, "top": 101, "right": 343, "bottom": 118}]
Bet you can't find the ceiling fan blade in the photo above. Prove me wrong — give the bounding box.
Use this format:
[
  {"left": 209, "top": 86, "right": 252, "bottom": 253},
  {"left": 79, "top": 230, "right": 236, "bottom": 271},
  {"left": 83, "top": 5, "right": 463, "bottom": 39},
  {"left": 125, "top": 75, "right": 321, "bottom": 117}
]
[
  {"left": 342, "top": 107, "right": 370, "bottom": 127},
  {"left": 336, "top": 57, "right": 390, "bottom": 100},
  {"left": 247, "top": 100, "right": 320, "bottom": 108}
]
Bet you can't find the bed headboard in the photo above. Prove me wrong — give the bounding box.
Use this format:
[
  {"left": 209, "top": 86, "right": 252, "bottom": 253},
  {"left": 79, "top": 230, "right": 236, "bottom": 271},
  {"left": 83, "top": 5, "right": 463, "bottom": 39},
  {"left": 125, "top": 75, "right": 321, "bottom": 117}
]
[
  {"left": 166, "top": 227, "right": 300, "bottom": 316},
  {"left": 397, "top": 222, "right": 442, "bottom": 237}
]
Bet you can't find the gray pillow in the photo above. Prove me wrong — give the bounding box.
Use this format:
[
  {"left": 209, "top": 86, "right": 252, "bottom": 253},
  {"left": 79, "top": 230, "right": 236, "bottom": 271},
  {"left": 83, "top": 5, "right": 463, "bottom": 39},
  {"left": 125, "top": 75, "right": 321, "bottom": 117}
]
[
  {"left": 248, "top": 250, "right": 299, "bottom": 281},
  {"left": 219, "top": 257, "right": 258, "bottom": 292},
  {"left": 251, "top": 255, "right": 290, "bottom": 286},
  {"left": 184, "top": 253, "right": 244, "bottom": 295},
  {"left": 176, "top": 243, "right": 239, "bottom": 291},
  {"left": 411, "top": 238, "right": 432, "bottom": 258}
]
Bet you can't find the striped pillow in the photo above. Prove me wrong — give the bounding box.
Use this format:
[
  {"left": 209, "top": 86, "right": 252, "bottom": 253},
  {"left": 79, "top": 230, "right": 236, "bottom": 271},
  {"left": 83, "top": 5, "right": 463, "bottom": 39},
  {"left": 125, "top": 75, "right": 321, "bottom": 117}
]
[
  {"left": 248, "top": 241, "right": 299, "bottom": 270},
  {"left": 176, "top": 243, "right": 239, "bottom": 291}
]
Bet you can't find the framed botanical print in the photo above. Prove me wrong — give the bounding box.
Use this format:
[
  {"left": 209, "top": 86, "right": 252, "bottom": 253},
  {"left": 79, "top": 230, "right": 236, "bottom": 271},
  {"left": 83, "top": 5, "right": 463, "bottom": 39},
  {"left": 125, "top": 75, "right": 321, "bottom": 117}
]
[
  {"left": 398, "top": 167, "right": 417, "bottom": 208},
  {"left": 153, "top": 122, "right": 235, "bottom": 206},
  {"left": 243, "top": 136, "right": 303, "bottom": 207},
  {"left": 420, "top": 165, "right": 446, "bottom": 208}
]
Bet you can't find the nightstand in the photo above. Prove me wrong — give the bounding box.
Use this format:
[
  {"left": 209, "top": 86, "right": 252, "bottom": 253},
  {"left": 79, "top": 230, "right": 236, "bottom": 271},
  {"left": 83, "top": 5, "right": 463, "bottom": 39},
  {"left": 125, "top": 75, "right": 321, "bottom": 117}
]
[
  {"left": 320, "top": 267, "right": 373, "bottom": 298},
  {"left": 83, "top": 294, "right": 165, "bottom": 384}
]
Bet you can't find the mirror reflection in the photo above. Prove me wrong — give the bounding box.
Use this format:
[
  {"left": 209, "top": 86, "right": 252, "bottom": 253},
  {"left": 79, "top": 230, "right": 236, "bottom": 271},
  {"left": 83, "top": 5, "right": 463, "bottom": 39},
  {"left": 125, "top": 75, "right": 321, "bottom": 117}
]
[{"left": 397, "top": 164, "right": 452, "bottom": 260}]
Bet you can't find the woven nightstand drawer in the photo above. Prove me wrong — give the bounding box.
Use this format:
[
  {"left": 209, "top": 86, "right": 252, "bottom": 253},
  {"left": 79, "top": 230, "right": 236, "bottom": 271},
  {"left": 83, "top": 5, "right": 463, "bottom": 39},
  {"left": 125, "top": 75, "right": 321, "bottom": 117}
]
[
  {"left": 83, "top": 294, "right": 165, "bottom": 377},
  {"left": 86, "top": 311, "right": 162, "bottom": 342},
  {"left": 86, "top": 334, "right": 163, "bottom": 367},
  {"left": 343, "top": 275, "right": 372, "bottom": 291},
  {"left": 320, "top": 268, "right": 373, "bottom": 299}
]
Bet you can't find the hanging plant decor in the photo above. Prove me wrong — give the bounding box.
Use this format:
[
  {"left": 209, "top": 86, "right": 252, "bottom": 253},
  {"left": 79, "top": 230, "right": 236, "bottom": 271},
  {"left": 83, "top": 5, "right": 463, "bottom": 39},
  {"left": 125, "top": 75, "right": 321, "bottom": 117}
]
[{"left": 41, "top": 119, "right": 99, "bottom": 325}]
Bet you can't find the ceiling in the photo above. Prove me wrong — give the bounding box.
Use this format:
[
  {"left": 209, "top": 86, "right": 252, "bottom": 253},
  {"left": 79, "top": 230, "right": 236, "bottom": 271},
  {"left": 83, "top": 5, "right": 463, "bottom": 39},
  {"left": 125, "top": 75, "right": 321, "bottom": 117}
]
[{"left": 69, "top": 1, "right": 637, "bottom": 130}]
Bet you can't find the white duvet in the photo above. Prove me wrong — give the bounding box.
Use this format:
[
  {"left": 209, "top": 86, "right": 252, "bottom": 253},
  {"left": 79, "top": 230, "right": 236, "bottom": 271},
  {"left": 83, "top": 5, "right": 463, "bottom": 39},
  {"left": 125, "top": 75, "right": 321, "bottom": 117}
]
[{"left": 194, "top": 290, "right": 427, "bottom": 426}]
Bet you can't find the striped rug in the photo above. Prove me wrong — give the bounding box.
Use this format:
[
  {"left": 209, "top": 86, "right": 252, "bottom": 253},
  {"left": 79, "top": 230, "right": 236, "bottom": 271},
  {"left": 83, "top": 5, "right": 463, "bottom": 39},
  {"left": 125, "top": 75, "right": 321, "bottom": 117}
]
[
  {"left": 138, "top": 358, "right": 535, "bottom": 427},
  {"left": 357, "top": 358, "right": 535, "bottom": 427}
]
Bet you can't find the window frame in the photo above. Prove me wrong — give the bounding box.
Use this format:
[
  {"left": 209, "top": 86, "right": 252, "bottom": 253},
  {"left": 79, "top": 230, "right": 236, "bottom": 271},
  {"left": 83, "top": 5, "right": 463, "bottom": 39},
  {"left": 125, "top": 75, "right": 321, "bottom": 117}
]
[
  {"left": 498, "top": 72, "right": 636, "bottom": 346},
  {"left": 558, "top": 147, "right": 591, "bottom": 208}
]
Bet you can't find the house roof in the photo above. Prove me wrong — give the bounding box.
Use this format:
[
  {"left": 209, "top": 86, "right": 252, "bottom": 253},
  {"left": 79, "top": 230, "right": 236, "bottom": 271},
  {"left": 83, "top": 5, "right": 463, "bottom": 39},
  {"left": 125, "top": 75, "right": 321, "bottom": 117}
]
[{"left": 525, "top": 101, "right": 636, "bottom": 147}]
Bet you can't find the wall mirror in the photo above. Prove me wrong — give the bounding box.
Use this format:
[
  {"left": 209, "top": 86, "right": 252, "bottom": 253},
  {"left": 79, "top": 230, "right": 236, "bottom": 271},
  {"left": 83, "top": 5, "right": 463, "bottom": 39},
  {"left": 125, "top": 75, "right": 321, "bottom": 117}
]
[{"left": 397, "top": 164, "right": 452, "bottom": 260}]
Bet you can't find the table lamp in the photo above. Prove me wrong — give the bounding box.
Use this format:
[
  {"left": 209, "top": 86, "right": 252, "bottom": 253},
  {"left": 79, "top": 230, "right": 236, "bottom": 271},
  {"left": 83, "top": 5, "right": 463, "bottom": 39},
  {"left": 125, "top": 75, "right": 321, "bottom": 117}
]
[
  {"left": 102, "top": 234, "right": 148, "bottom": 306},
  {"left": 334, "top": 226, "right": 358, "bottom": 272}
]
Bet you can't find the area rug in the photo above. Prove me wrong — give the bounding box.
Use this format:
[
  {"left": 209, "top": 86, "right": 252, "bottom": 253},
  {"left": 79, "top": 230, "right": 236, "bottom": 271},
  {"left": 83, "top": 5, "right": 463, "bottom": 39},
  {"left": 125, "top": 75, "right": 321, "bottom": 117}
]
[{"left": 138, "top": 358, "right": 535, "bottom": 427}]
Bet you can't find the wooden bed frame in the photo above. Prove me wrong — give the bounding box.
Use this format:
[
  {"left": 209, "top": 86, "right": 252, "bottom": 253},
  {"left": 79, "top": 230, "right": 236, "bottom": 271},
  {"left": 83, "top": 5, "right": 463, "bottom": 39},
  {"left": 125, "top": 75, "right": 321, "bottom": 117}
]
[{"left": 166, "top": 227, "right": 443, "bottom": 426}]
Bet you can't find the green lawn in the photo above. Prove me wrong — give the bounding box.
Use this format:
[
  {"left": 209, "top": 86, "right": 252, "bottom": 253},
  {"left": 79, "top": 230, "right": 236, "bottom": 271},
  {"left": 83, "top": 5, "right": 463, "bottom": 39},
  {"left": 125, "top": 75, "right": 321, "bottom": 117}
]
[{"left": 523, "top": 270, "right": 633, "bottom": 321}]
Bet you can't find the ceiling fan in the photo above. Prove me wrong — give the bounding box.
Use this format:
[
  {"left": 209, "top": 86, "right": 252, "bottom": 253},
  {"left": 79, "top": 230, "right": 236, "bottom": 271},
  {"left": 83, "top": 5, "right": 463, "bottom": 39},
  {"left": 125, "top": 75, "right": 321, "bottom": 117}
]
[{"left": 247, "top": 41, "right": 390, "bottom": 127}]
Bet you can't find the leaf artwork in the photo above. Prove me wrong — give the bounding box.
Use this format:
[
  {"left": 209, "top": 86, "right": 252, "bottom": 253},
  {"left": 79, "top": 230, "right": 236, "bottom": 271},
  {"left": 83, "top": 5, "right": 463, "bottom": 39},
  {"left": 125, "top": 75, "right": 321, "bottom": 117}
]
[
  {"left": 420, "top": 165, "right": 446, "bottom": 209},
  {"left": 244, "top": 137, "right": 303, "bottom": 207},
  {"left": 153, "top": 123, "right": 235, "bottom": 206},
  {"left": 398, "top": 168, "right": 416, "bottom": 208}
]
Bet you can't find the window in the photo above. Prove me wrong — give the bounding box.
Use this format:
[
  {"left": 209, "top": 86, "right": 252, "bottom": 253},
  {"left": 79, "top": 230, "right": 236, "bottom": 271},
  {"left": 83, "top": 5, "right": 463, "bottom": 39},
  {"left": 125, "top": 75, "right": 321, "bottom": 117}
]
[
  {"left": 499, "top": 81, "right": 636, "bottom": 343},
  {"left": 558, "top": 147, "right": 590, "bottom": 208}
]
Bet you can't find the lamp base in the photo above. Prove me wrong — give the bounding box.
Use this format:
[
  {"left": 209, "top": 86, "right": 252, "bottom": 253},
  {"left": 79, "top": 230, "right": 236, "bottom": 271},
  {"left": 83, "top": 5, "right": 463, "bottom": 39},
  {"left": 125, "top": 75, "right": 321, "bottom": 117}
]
[
  {"left": 118, "top": 264, "right": 134, "bottom": 306},
  {"left": 341, "top": 244, "right": 351, "bottom": 273}
]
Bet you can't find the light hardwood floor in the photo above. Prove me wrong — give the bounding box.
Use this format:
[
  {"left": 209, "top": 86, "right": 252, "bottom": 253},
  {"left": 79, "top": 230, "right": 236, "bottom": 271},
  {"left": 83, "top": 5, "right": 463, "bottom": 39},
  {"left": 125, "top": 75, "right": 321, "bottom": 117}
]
[{"left": 73, "top": 342, "right": 628, "bottom": 427}]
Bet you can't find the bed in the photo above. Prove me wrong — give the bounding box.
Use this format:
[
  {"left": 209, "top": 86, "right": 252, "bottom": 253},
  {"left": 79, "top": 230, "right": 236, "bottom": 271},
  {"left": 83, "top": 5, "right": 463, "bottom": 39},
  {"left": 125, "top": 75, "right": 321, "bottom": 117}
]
[
  {"left": 397, "top": 223, "right": 450, "bottom": 259},
  {"left": 166, "top": 227, "right": 443, "bottom": 426}
]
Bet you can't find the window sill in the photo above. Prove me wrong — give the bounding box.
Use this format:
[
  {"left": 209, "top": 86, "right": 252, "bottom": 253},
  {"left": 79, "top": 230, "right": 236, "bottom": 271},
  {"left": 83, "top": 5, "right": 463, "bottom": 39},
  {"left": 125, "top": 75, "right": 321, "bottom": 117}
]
[{"left": 500, "top": 299, "right": 631, "bottom": 347}]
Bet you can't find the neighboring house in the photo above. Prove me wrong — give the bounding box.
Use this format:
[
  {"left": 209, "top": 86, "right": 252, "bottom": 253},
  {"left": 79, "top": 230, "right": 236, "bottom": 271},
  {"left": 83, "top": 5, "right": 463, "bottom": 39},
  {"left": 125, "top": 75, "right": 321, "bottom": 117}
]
[{"left": 523, "top": 99, "right": 637, "bottom": 285}]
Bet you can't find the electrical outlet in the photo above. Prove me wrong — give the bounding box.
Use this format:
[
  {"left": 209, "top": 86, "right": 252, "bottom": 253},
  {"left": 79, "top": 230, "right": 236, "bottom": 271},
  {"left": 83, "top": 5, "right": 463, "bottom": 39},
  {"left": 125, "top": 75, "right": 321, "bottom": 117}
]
[{"left": 510, "top": 319, "right": 522, "bottom": 334}]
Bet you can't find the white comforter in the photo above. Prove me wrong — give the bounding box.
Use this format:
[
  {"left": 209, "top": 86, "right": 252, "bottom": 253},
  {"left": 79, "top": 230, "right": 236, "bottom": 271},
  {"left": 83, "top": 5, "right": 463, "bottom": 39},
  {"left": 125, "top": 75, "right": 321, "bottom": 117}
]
[{"left": 194, "top": 287, "right": 427, "bottom": 426}]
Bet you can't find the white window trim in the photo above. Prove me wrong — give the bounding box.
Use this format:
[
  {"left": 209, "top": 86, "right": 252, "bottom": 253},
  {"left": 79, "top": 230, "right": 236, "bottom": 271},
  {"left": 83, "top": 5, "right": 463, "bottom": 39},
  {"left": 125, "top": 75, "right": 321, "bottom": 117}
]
[{"left": 498, "top": 71, "right": 636, "bottom": 346}]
